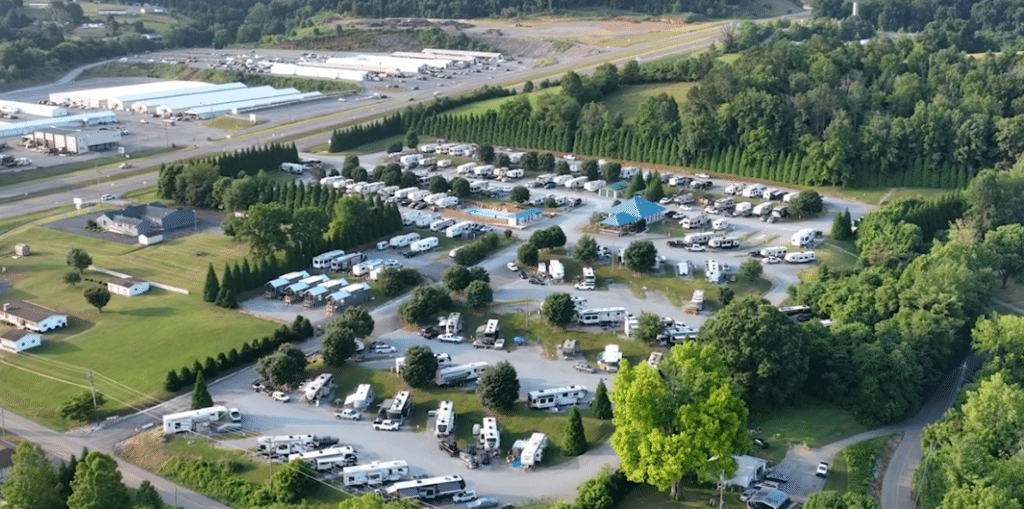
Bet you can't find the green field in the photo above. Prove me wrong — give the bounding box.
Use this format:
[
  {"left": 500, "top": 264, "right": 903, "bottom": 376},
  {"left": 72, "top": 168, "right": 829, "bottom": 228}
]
[
  {"left": 593, "top": 263, "right": 771, "bottom": 309},
  {"left": 71, "top": 2, "right": 183, "bottom": 37},
  {"left": 0, "top": 227, "right": 277, "bottom": 428},
  {"left": 602, "top": 82, "right": 697, "bottom": 121},
  {"left": 445, "top": 87, "right": 563, "bottom": 117},
  {"left": 750, "top": 400, "right": 869, "bottom": 463}
]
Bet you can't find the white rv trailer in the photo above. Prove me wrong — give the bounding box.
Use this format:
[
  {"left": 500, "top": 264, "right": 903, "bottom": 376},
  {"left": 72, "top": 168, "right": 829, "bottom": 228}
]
[
  {"left": 683, "top": 232, "right": 713, "bottom": 245},
  {"left": 410, "top": 237, "right": 439, "bottom": 252},
  {"left": 430, "top": 218, "right": 457, "bottom": 232},
  {"left": 752, "top": 202, "right": 774, "bottom": 216},
  {"left": 527, "top": 386, "right": 588, "bottom": 409},
  {"left": 760, "top": 246, "right": 788, "bottom": 257},
  {"left": 303, "top": 373, "right": 336, "bottom": 403},
  {"left": 791, "top": 228, "right": 817, "bottom": 247},
  {"left": 331, "top": 252, "right": 367, "bottom": 272},
  {"left": 445, "top": 312, "right": 463, "bottom": 335},
  {"left": 742, "top": 184, "right": 767, "bottom": 198},
  {"left": 733, "top": 201, "right": 753, "bottom": 216},
  {"left": 519, "top": 433, "right": 548, "bottom": 468},
  {"left": 290, "top": 446, "right": 358, "bottom": 471},
  {"left": 598, "top": 344, "right": 623, "bottom": 372},
  {"left": 341, "top": 460, "right": 409, "bottom": 486},
  {"left": 477, "top": 417, "right": 500, "bottom": 453},
  {"left": 576, "top": 307, "right": 627, "bottom": 325},
  {"left": 446, "top": 221, "right": 474, "bottom": 238},
  {"left": 386, "top": 391, "right": 414, "bottom": 421},
  {"left": 352, "top": 259, "right": 385, "bottom": 277},
  {"left": 436, "top": 362, "right": 489, "bottom": 387},
  {"left": 255, "top": 434, "right": 316, "bottom": 457},
  {"left": 312, "top": 250, "right": 346, "bottom": 269},
  {"left": 384, "top": 475, "right": 466, "bottom": 500},
  {"left": 582, "top": 267, "right": 596, "bottom": 284},
  {"left": 162, "top": 405, "right": 227, "bottom": 434},
  {"left": 344, "top": 384, "right": 375, "bottom": 410},
  {"left": 705, "top": 259, "right": 725, "bottom": 283},
  {"left": 434, "top": 400, "right": 456, "bottom": 437},
  {"left": 785, "top": 251, "right": 817, "bottom": 264}
]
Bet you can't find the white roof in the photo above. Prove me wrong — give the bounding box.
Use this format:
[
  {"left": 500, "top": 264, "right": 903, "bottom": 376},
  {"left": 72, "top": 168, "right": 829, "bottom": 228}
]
[
  {"left": 269, "top": 63, "right": 368, "bottom": 82},
  {"left": 0, "top": 111, "right": 117, "bottom": 139},
  {"left": 111, "top": 83, "right": 246, "bottom": 109},
  {"left": 187, "top": 92, "right": 322, "bottom": 118},
  {"left": 0, "top": 100, "right": 67, "bottom": 117},
  {"left": 327, "top": 55, "right": 424, "bottom": 74},
  {"left": 140, "top": 86, "right": 295, "bottom": 113},
  {"left": 50, "top": 81, "right": 209, "bottom": 103}
]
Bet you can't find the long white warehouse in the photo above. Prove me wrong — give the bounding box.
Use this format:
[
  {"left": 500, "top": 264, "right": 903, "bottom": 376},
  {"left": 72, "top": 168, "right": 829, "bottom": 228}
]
[
  {"left": 185, "top": 91, "right": 323, "bottom": 119},
  {"left": 421, "top": 48, "right": 505, "bottom": 62},
  {"left": 390, "top": 52, "right": 457, "bottom": 68},
  {"left": 131, "top": 86, "right": 295, "bottom": 115},
  {"left": 326, "top": 55, "right": 422, "bottom": 74},
  {"left": 108, "top": 83, "right": 247, "bottom": 110},
  {"left": 0, "top": 111, "right": 117, "bottom": 139},
  {"left": 269, "top": 63, "right": 369, "bottom": 82},
  {"left": 0, "top": 100, "right": 68, "bottom": 117},
  {"left": 50, "top": 81, "right": 210, "bottom": 109}
]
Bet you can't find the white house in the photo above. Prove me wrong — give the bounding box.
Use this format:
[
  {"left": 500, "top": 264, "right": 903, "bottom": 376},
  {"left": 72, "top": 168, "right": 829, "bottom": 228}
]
[
  {"left": 107, "top": 277, "right": 151, "bottom": 296},
  {"left": 0, "top": 329, "right": 42, "bottom": 353},
  {"left": 0, "top": 300, "right": 68, "bottom": 332}
]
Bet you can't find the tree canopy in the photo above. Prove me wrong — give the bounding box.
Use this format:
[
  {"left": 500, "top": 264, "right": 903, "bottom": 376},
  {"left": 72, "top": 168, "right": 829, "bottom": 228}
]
[
  {"left": 401, "top": 345, "right": 438, "bottom": 388},
  {"left": 542, "top": 293, "right": 576, "bottom": 329},
  {"left": 477, "top": 361, "right": 520, "bottom": 411},
  {"left": 257, "top": 344, "right": 307, "bottom": 387},
  {"left": 1, "top": 441, "right": 63, "bottom": 509}
]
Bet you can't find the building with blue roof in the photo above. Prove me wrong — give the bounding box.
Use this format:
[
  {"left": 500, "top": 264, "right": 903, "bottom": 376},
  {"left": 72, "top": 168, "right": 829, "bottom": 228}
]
[
  {"left": 600, "top": 197, "right": 666, "bottom": 229},
  {"left": 510, "top": 208, "right": 543, "bottom": 227},
  {"left": 599, "top": 180, "right": 629, "bottom": 199}
]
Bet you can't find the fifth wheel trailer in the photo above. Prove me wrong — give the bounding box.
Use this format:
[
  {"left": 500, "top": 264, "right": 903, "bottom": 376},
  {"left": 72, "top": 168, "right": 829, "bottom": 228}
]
[
  {"left": 290, "top": 446, "right": 358, "bottom": 470},
  {"left": 436, "top": 362, "right": 489, "bottom": 387},
  {"left": 342, "top": 460, "right": 410, "bottom": 486},
  {"left": 527, "top": 386, "right": 588, "bottom": 409},
  {"left": 162, "top": 405, "right": 227, "bottom": 434},
  {"left": 384, "top": 475, "right": 466, "bottom": 500}
]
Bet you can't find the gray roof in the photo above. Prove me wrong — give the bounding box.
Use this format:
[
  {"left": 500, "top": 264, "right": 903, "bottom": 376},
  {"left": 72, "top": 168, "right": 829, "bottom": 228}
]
[
  {"left": 0, "top": 328, "right": 34, "bottom": 341},
  {"left": 108, "top": 277, "right": 146, "bottom": 288},
  {"left": 1, "top": 300, "right": 65, "bottom": 324}
]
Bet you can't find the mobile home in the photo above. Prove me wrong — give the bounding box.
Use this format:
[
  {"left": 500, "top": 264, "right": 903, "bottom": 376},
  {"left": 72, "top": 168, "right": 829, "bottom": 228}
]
[
  {"left": 527, "top": 386, "right": 588, "bottom": 409},
  {"left": 342, "top": 460, "right": 409, "bottom": 486},
  {"left": 434, "top": 400, "right": 456, "bottom": 437}
]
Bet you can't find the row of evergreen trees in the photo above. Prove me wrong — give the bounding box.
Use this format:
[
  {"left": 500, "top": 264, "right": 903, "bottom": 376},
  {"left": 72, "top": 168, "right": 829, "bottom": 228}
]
[
  {"left": 164, "top": 315, "right": 313, "bottom": 392},
  {"left": 204, "top": 142, "right": 299, "bottom": 178}
]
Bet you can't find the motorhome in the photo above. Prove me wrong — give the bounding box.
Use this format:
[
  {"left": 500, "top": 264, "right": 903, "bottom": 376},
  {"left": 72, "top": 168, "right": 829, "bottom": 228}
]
[
  {"left": 256, "top": 435, "right": 316, "bottom": 457},
  {"left": 312, "top": 250, "right": 346, "bottom": 269},
  {"left": 705, "top": 259, "right": 725, "bottom": 283},
  {"left": 386, "top": 391, "right": 413, "bottom": 422},
  {"left": 785, "top": 251, "right": 817, "bottom": 264},
  {"left": 434, "top": 400, "right": 456, "bottom": 437},
  {"left": 472, "top": 319, "right": 501, "bottom": 349},
  {"left": 709, "top": 237, "right": 740, "bottom": 249},
  {"left": 527, "top": 386, "right": 588, "bottom": 409},
  {"left": 760, "top": 246, "right": 788, "bottom": 258},
  {"left": 577, "top": 307, "right": 627, "bottom": 325},
  {"left": 680, "top": 214, "right": 711, "bottom": 229},
  {"left": 518, "top": 433, "right": 548, "bottom": 468},
  {"left": 303, "top": 373, "right": 336, "bottom": 403},
  {"left": 409, "top": 237, "right": 439, "bottom": 253},
  {"left": 477, "top": 417, "right": 500, "bottom": 453},
  {"left": 162, "top": 405, "right": 227, "bottom": 434},
  {"left": 384, "top": 475, "right": 466, "bottom": 500},
  {"left": 582, "top": 267, "right": 596, "bottom": 284},
  {"left": 292, "top": 446, "right": 358, "bottom": 471},
  {"left": 445, "top": 312, "right": 463, "bottom": 336},
  {"left": 690, "top": 289, "right": 705, "bottom": 311},
  {"left": 446, "top": 221, "right": 474, "bottom": 238},
  {"left": 342, "top": 460, "right": 409, "bottom": 486},
  {"left": 683, "top": 232, "right": 713, "bottom": 245},
  {"left": 753, "top": 202, "right": 774, "bottom": 217},
  {"left": 733, "top": 202, "right": 753, "bottom": 216},
  {"left": 344, "top": 384, "right": 375, "bottom": 410},
  {"left": 742, "top": 184, "right": 767, "bottom": 198},
  {"left": 791, "top": 228, "right": 817, "bottom": 247},
  {"left": 436, "top": 362, "right": 489, "bottom": 387},
  {"left": 598, "top": 344, "right": 623, "bottom": 372},
  {"left": 549, "top": 259, "right": 565, "bottom": 281},
  {"left": 712, "top": 218, "right": 729, "bottom": 231},
  {"left": 330, "top": 252, "right": 366, "bottom": 272}
]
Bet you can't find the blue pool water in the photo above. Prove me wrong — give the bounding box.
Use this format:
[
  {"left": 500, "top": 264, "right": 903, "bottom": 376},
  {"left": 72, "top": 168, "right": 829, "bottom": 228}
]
[{"left": 465, "top": 208, "right": 512, "bottom": 219}]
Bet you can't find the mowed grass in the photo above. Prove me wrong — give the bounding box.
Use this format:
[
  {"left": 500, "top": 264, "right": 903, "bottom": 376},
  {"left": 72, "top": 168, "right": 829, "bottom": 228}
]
[
  {"left": 0, "top": 147, "right": 180, "bottom": 191},
  {"left": 203, "top": 116, "right": 266, "bottom": 131},
  {"left": 0, "top": 227, "right": 277, "bottom": 428},
  {"left": 612, "top": 482, "right": 745, "bottom": 509},
  {"left": 594, "top": 263, "right": 771, "bottom": 309},
  {"left": 500, "top": 311, "right": 651, "bottom": 367},
  {"left": 750, "top": 400, "right": 869, "bottom": 464},
  {"left": 444, "top": 87, "right": 563, "bottom": 117},
  {"left": 312, "top": 363, "right": 615, "bottom": 468},
  {"left": 602, "top": 82, "right": 696, "bottom": 122}
]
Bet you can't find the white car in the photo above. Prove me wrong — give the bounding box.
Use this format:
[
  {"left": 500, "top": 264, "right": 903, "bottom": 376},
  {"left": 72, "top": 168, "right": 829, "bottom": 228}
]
[
  {"left": 687, "top": 244, "right": 706, "bottom": 252},
  {"left": 271, "top": 391, "right": 290, "bottom": 403},
  {"left": 507, "top": 262, "right": 518, "bottom": 271},
  {"left": 764, "top": 256, "right": 782, "bottom": 264},
  {"left": 695, "top": 173, "right": 710, "bottom": 178},
  {"left": 373, "top": 419, "right": 401, "bottom": 431},
  {"left": 335, "top": 408, "right": 361, "bottom": 421},
  {"left": 101, "top": 194, "right": 116, "bottom": 201},
  {"left": 384, "top": 260, "right": 402, "bottom": 268},
  {"left": 373, "top": 344, "right": 397, "bottom": 354},
  {"left": 816, "top": 462, "right": 830, "bottom": 477},
  {"left": 228, "top": 408, "right": 242, "bottom": 422},
  {"left": 439, "top": 334, "right": 465, "bottom": 344},
  {"left": 453, "top": 490, "right": 478, "bottom": 503},
  {"left": 574, "top": 282, "right": 595, "bottom": 291}
]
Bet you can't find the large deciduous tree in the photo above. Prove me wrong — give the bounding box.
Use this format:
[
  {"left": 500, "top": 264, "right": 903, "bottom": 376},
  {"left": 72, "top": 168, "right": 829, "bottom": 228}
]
[
  {"left": 273, "top": 458, "right": 317, "bottom": 503},
  {"left": 66, "top": 248, "right": 92, "bottom": 274},
  {"left": 973, "top": 314, "right": 1024, "bottom": 385},
  {"left": 634, "top": 313, "right": 662, "bottom": 345},
  {"left": 83, "top": 286, "right": 111, "bottom": 312},
  {"left": 257, "top": 344, "right": 307, "bottom": 387},
  {"left": 517, "top": 243, "right": 539, "bottom": 267},
  {"left": 67, "top": 452, "right": 131, "bottom": 509},
  {"left": 336, "top": 306, "right": 374, "bottom": 338},
  {"left": 1, "top": 441, "right": 63, "bottom": 509},
  {"left": 610, "top": 342, "right": 749, "bottom": 497},
  {"left": 983, "top": 223, "right": 1024, "bottom": 288},
  {"left": 397, "top": 285, "right": 452, "bottom": 325},
  {"left": 443, "top": 264, "right": 472, "bottom": 292},
  {"left": 401, "top": 345, "right": 438, "bottom": 388},
  {"left": 623, "top": 240, "right": 657, "bottom": 273},
  {"left": 321, "top": 324, "right": 356, "bottom": 367},
  {"left": 465, "top": 280, "right": 493, "bottom": 310},
  {"left": 542, "top": 293, "right": 576, "bottom": 329},
  {"left": 477, "top": 361, "right": 520, "bottom": 411},
  {"left": 573, "top": 234, "right": 599, "bottom": 264},
  {"left": 698, "top": 296, "right": 810, "bottom": 407},
  {"left": 237, "top": 202, "right": 292, "bottom": 256},
  {"left": 510, "top": 185, "right": 530, "bottom": 203}
]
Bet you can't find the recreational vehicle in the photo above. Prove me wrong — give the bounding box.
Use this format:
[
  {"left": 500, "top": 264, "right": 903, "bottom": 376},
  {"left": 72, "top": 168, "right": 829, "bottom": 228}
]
[
  {"left": 582, "top": 267, "right": 596, "bottom": 284},
  {"left": 409, "top": 237, "right": 439, "bottom": 253},
  {"left": 549, "top": 259, "right": 565, "bottom": 281},
  {"left": 456, "top": 162, "right": 476, "bottom": 175},
  {"left": 577, "top": 307, "right": 627, "bottom": 325},
  {"left": 709, "top": 237, "right": 740, "bottom": 249},
  {"left": 742, "top": 184, "right": 767, "bottom": 198},
  {"left": 517, "top": 433, "right": 548, "bottom": 468},
  {"left": 676, "top": 260, "right": 693, "bottom": 277},
  {"left": 760, "top": 246, "right": 788, "bottom": 258},
  {"left": 583, "top": 179, "right": 605, "bottom": 192},
  {"left": 598, "top": 344, "right": 622, "bottom": 372},
  {"left": 342, "top": 460, "right": 409, "bottom": 486},
  {"left": 352, "top": 259, "right": 385, "bottom": 277},
  {"left": 680, "top": 214, "right": 711, "bottom": 229},
  {"left": 473, "top": 318, "right": 502, "bottom": 349},
  {"left": 434, "top": 400, "right": 456, "bottom": 437},
  {"left": 705, "top": 259, "right": 725, "bottom": 283},
  {"left": 712, "top": 218, "right": 729, "bottom": 231},
  {"left": 331, "top": 252, "right": 366, "bottom": 272},
  {"left": 527, "top": 386, "right": 588, "bottom": 409},
  {"left": 292, "top": 446, "right": 358, "bottom": 471},
  {"left": 753, "top": 202, "right": 774, "bottom": 216},
  {"left": 477, "top": 417, "right": 500, "bottom": 453},
  {"left": 386, "top": 391, "right": 413, "bottom": 422},
  {"left": 384, "top": 475, "right": 466, "bottom": 500},
  {"left": 784, "top": 251, "right": 817, "bottom": 264},
  {"left": 436, "top": 362, "right": 489, "bottom": 387},
  {"left": 733, "top": 202, "right": 753, "bottom": 216},
  {"left": 390, "top": 232, "right": 420, "bottom": 249},
  {"left": 303, "top": 373, "right": 336, "bottom": 403},
  {"left": 312, "top": 250, "right": 346, "bottom": 269},
  {"left": 683, "top": 232, "right": 713, "bottom": 245},
  {"left": 446, "top": 221, "right": 474, "bottom": 238},
  {"left": 256, "top": 435, "right": 316, "bottom": 457},
  {"left": 162, "top": 405, "right": 227, "bottom": 434},
  {"left": 444, "top": 312, "right": 463, "bottom": 336},
  {"left": 344, "top": 384, "right": 375, "bottom": 410},
  {"left": 791, "top": 228, "right": 817, "bottom": 247},
  {"left": 430, "top": 218, "right": 457, "bottom": 232},
  {"left": 782, "top": 191, "right": 800, "bottom": 203}
]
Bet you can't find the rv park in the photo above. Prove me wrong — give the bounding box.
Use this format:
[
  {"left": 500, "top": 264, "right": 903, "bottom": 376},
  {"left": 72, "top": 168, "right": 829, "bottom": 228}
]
[{"left": 0, "top": 14, "right": 991, "bottom": 509}]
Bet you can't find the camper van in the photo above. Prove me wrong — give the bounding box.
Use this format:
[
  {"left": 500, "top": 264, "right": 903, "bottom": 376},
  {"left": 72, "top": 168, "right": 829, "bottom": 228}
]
[
  {"left": 791, "top": 228, "right": 817, "bottom": 247},
  {"left": 312, "top": 250, "right": 346, "bottom": 269},
  {"left": 527, "top": 386, "right": 588, "bottom": 409},
  {"left": 434, "top": 400, "right": 456, "bottom": 437},
  {"left": 784, "top": 251, "right": 817, "bottom": 264}
]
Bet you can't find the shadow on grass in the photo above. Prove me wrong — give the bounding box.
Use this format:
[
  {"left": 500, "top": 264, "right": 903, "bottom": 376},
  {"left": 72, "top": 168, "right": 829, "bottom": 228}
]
[{"left": 117, "top": 306, "right": 177, "bottom": 317}]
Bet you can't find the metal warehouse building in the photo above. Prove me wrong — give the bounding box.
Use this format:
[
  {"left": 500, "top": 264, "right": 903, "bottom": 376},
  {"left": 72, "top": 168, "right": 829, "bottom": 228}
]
[
  {"left": 0, "top": 111, "right": 117, "bottom": 139},
  {"left": 30, "top": 128, "right": 120, "bottom": 154},
  {"left": 390, "top": 52, "right": 457, "bottom": 69},
  {"left": 421, "top": 48, "right": 505, "bottom": 63},
  {"left": 136, "top": 86, "right": 303, "bottom": 116},
  {"left": 327, "top": 55, "right": 423, "bottom": 74},
  {"left": 184, "top": 91, "right": 323, "bottom": 119},
  {"left": 0, "top": 100, "right": 68, "bottom": 117},
  {"left": 269, "top": 63, "right": 369, "bottom": 82},
  {"left": 49, "top": 81, "right": 210, "bottom": 109},
  {"left": 107, "top": 83, "right": 247, "bottom": 110}
]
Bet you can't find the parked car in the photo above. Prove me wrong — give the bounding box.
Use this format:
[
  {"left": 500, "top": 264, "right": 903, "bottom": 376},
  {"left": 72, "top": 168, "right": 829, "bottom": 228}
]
[
  {"left": 271, "top": 391, "right": 290, "bottom": 403},
  {"left": 764, "top": 256, "right": 782, "bottom": 264},
  {"left": 373, "top": 419, "right": 401, "bottom": 431},
  {"left": 100, "top": 193, "right": 116, "bottom": 201},
  {"left": 816, "top": 462, "right": 829, "bottom": 478},
  {"left": 518, "top": 270, "right": 528, "bottom": 279},
  {"left": 453, "top": 490, "right": 478, "bottom": 503},
  {"left": 466, "top": 498, "right": 500, "bottom": 509},
  {"left": 687, "top": 244, "right": 706, "bottom": 252},
  {"left": 507, "top": 262, "right": 518, "bottom": 271},
  {"left": 439, "top": 334, "right": 465, "bottom": 344},
  {"left": 335, "top": 408, "right": 362, "bottom": 420},
  {"left": 373, "top": 344, "right": 397, "bottom": 354},
  {"left": 753, "top": 437, "right": 770, "bottom": 449},
  {"left": 251, "top": 379, "right": 267, "bottom": 392},
  {"left": 228, "top": 408, "right": 242, "bottom": 422},
  {"left": 574, "top": 362, "right": 597, "bottom": 373},
  {"left": 420, "top": 326, "right": 440, "bottom": 339},
  {"left": 740, "top": 489, "right": 758, "bottom": 502}
]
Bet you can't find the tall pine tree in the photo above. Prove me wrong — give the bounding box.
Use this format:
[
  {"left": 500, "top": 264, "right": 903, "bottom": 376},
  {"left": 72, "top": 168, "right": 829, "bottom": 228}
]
[
  {"left": 203, "top": 264, "right": 219, "bottom": 303},
  {"left": 562, "top": 405, "right": 588, "bottom": 456},
  {"left": 191, "top": 370, "right": 214, "bottom": 409}
]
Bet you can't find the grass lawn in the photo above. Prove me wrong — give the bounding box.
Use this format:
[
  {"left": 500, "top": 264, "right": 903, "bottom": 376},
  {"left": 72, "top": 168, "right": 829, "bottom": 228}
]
[
  {"left": 203, "top": 116, "right": 266, "bottom": 131},
  {"left": 841, "top": 435, "right": 893, "bottom": 495},
  {"left": 501, "top": 312, "right": 650, "bottom": 366},
  {"left": 311, "top": 363, "right": 614, "bottom": 468},
  {"left": 0, "top": 227, "right": 277, "bottom": 428},
  {"left": 993, "top": 282, "right": 1024, "bottom": 314},
  {"left": 0, "top": 206, "right": 79, "bottom": 238},
  {"left": 594, "top": 263, "right": 771, "bottom": 309},
  {"left": 602, "top": 83, "right": 696, "bottom": 122},
  {"left": 444, "top": 87, "right": 563, "bottom": 117},
  {"left": 750, "top": 399, "right": 869, "bottom": 464},
  {"left": 823, "top": 450, "right": 848, "bottom": 491},
  {"left": 0, "top": 147, "right": 180, "bottom": 191},
  {"left": 814, "top": 241, "right": 859, "bottom": 271},
  {"left": 612, "top": 482, "right": 745, "bottom": 509},
  {"left": 822, "top": 186, "right": 951, "bottom": 207}
]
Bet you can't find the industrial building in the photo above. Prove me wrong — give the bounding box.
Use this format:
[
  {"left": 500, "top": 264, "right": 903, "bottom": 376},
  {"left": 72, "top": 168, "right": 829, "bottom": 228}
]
[
  {"left": 421, "top": 48, "right": 505, "bottom": 63},
  {"left": 390, "top": 52, "right": 457, "bottom": 68},
  {"left": 49, "top": 81, "right": 210, "bottom": 109},
  {"left": 0, "top": 111, "right": 117, "bottom": 140},
  {"left": 108, "top": 82, "right": 247, "bottom": 110},
  {"left": 131, "top": 85, "right": 293, "bottom": 115},
  {"left": 269, "top": 62, "right": 370, "bottom": 82},
  {"left": 30, "top": 128, "right": 120, "bottom": 154},
  {"left": 183, "top": 90, "right": 322, "bottom": 119},
  {"left": 0, "top": 100, "right": 68, "bottom": 117},
  {"left": 326, "top": 55, "right": 424, "bottom": 75}
]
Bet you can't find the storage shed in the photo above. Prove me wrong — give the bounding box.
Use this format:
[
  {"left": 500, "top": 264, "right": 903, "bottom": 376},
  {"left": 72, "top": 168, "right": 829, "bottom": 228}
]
[
  {"left": 107, "top": 277, "right": 150, "bottom": 296},
  {"left": 14, "top": 243, "right": 29, "bottom": 256}
]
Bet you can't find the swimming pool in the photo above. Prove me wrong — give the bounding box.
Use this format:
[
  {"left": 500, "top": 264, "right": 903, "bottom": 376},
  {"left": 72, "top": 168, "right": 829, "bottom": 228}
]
[{"left": 465, "top": 208, "right": 512, "bottom": 219}]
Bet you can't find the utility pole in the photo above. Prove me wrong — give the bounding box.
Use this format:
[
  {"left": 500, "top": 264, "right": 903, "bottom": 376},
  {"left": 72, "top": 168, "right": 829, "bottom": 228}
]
[{"left": 87, "top": 371, "right": 98, "bottom": 421}]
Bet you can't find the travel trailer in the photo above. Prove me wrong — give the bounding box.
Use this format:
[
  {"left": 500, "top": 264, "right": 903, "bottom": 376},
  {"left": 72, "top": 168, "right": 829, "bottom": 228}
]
[
  {"left": 384, "top": 475, "right": 466, "bottom": 500},
  {"left": 598, "top": 344, "right": 622, "bottom": 372},
  {"left": 477, "top": 417, "right": 500, "bottom": 453},
  {"left": 527, "top": 386, "right": 588, "bottom": 409},
  {"left": 436, "top": 362, "right": 489, "bottom": 387},
  {"left": 341, "top": 460, "right": 409, "bottom": 486},
  {"left": 791, "top": 228, "right": 817, "bottom": 247},
  {"left": 291, "top": 446, "right": 358, "bottom": 471},
  {"left": 434, "top": 400, "right": 456, "bottom": 437},
  {"left": 162, "top": 406, "right": 227, "bottom": 434},
  {"left": 312, "top": 250, "right": 346, "bottom": 269},
  {"left": 784, "top": 251, "right": 817, "bottom": 264},
  {"left": 517, "top": 433, "right": 548, "bottom": 468},
  {"left": 344, "top": 384, "right": 375, "bottom": 410},
  {"left": 303, "top": 373, "right": 336, "bottom": 403},
  {"left": 577, "top": 307, "right": 627, "bottom": 325}
]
